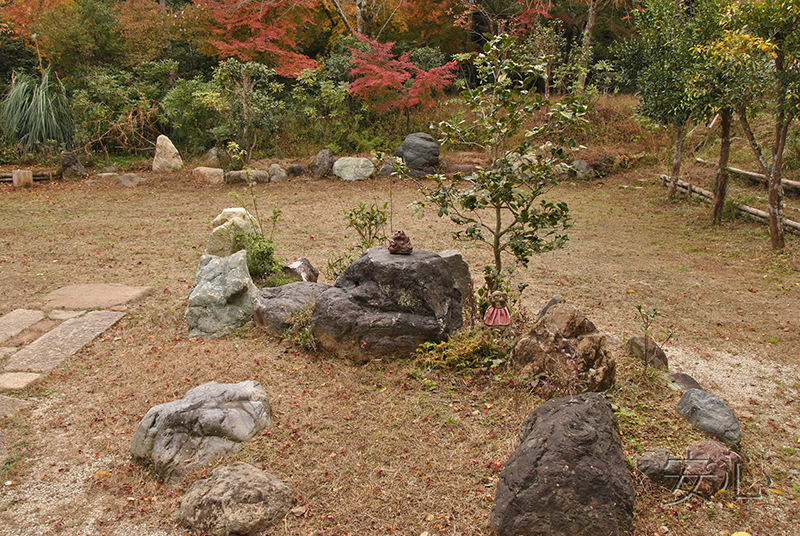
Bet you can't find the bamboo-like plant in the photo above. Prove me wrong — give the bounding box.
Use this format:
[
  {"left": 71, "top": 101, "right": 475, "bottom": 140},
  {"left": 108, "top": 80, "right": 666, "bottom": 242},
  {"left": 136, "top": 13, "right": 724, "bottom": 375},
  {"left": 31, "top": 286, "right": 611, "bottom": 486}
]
[{"left": 0, "top": 65, "right": 73, "bottom": 152}]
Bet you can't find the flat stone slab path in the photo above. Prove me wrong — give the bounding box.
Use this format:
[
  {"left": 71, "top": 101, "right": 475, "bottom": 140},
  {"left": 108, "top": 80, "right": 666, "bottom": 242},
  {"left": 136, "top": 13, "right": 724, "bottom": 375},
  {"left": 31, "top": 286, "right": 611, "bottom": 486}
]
[
  {"left": 4, "top": 310, "right": 126, "bottom": 373},
  {"left": 42, "top": 283, "right": 152, "bottom": 311},
  {"left": 0, "top": 372, "right": 42, "bottom": 390},
  {"left": 0, "top": 395, "right": 30, "bottom": 418},
  {"left": 0, "top": 309, "right": 45, "bottom": 345}
]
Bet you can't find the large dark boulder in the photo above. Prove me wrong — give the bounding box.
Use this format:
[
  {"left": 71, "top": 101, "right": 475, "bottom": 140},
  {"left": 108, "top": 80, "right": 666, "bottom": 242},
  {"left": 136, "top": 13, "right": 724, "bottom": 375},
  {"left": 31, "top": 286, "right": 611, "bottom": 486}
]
[
  {"left": 491, "top": 392, "right": 635, "bottom": 536},
  {"left": 312, "top": 247, "right": 462, "bottom": 364},
  {"left": 394, "top": 132, "right": 440, "bottom": 177}
]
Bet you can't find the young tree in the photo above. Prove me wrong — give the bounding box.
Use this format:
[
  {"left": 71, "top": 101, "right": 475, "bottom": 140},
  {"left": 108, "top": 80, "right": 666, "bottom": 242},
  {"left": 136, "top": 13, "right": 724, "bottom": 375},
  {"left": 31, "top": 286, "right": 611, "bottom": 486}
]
[
  {"left": 422, "top": 34, "right": 587, "bottom": 281},
  {"left": 632, "top": 0, "right": 700, "bottom": 200},
  {"left": 722, "top": 0, "right": 800, "bottom": 250}
]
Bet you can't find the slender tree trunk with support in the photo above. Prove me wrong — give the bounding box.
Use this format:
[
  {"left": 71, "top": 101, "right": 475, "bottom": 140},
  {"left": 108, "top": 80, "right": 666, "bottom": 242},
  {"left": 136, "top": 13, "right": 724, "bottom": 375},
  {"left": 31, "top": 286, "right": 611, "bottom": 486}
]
[
  {"left": 711, "top": 108, "right": 732, "bottom": 224},
  {"left": 666, "top": 123, "right": 684, "bottom": 200},
  {"left": 577, "top": 0, "right": 601, "bottom": 92}
]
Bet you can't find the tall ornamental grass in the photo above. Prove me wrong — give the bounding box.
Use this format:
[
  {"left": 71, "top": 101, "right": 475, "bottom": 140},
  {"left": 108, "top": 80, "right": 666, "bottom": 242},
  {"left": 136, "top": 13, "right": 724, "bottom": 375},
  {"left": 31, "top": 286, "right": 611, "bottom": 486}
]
[{"left": 0, "top": 66, "right": 73, "bottom": 152}]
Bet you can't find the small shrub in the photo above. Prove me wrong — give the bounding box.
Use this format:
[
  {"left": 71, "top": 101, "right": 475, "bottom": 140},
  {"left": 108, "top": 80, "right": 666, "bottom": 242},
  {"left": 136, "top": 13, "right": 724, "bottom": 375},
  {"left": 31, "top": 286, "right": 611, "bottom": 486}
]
[
  {"left": 282, "top": 302, "right": 318, "bottom": 351},
  {"left": 415, "top": 328, "right": 513, "bottom": 372},
  {"left": 234, "top": 231, "right": 280, "bottom": 280}
]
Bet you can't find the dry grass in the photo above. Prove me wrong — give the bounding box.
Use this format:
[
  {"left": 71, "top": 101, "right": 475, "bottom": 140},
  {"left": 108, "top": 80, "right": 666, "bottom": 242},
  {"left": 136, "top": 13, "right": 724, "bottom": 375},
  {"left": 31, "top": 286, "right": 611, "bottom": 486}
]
[{"left": 1, "top": 98, "right": 799, "bottom": 535}]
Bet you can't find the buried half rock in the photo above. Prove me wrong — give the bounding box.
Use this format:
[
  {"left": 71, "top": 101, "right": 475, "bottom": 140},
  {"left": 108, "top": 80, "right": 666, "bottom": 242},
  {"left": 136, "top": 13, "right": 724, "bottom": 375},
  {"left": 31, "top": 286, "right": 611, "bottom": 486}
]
[
  {"left": 176, "top": 463, "right": 292, "bottom": 536},
  {"left": 677, "top": 388, "right": 741, "bottom": 446},
  {"left": 312, "top": 247, "right": 461, "bottom": 364},
  {"left": 491, "top": 392, "right": 635, "bottom": 536},
  {"left": 131, "top": 381, "right": 270, "bottom": 484}
]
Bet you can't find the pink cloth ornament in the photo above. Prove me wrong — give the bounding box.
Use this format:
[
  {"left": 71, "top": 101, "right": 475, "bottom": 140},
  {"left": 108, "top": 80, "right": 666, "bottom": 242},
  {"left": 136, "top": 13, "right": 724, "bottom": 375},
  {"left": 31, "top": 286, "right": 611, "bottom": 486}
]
[{"left": 483, "top": 305, "right": 511, "bottom": 326}]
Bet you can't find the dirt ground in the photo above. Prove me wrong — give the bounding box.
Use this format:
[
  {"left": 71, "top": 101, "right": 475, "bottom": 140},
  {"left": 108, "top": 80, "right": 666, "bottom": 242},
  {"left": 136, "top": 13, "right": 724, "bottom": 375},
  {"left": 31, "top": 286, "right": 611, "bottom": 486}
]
[{"left": 0, "top": 152, "right": 799, "bottom": 535}]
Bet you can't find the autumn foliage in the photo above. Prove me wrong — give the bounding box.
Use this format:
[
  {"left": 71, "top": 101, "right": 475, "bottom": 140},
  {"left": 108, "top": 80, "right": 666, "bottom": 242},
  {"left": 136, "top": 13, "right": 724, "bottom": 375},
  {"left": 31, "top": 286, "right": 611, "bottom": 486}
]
[
  {"left": 196, "top": 0, "right": 317, "bottom": 77},
  {"left": 348, "top": 36, "right": 457, "bottom": 117}
]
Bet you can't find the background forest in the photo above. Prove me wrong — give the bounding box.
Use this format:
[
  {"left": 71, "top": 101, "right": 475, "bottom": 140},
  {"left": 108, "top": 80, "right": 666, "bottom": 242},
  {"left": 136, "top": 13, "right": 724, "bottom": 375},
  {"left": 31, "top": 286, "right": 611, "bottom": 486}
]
[{"left": 0, "top": 0, "right": 798, "bottom": 249}]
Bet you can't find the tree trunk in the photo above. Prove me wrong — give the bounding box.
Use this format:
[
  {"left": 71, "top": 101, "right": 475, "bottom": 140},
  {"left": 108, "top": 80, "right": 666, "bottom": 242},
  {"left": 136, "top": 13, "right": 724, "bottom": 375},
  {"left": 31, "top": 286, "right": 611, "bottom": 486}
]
[
  {"left": 711, "top": 108, "right": 732, "bottom": 225},
  {"left": 577, "top": 0, "right": 600, "bottom": 93},
  {"left": 356, "top": 0, "right": 374, "bottom": 37},
  {"left": 330, "top": 0, "right": 355, "bottom": 35},
  {"left": 666, "top": 123, "right": 684, "bottom": 200}
]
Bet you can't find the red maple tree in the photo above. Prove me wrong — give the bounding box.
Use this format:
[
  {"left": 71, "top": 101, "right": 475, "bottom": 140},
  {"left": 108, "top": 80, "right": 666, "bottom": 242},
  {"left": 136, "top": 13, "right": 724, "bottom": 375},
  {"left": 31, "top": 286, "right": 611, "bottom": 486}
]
[
  {"left": 348, "top": 36, "right": 456, "bottom": 122},
  {"left": 196, "top": 0, "right": 317, "bottom": 78}
]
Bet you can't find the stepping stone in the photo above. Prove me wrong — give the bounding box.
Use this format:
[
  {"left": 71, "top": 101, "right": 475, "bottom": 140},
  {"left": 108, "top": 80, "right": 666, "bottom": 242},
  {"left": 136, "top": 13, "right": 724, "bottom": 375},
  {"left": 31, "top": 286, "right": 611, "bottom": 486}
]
[
  {"left": 0, "top": 372, "right": 41, "bottom": 391},
  {"left": 0, "top": 309, "right": 45, "bottom": 345},
  {"left": 0, "top": 347, "right": 16, "bottom": 359},
  {"left": 42, "top": 283, "right": 152, "bottom": 311},
  {"left": 4, "top": 310, "right": 125, "bottom": 373},
  {"left": 0, "top": 395, "right": 29, "bottom": 418},
  {"left": 48, "top": 309, "right": 86, "bottom": 321}
]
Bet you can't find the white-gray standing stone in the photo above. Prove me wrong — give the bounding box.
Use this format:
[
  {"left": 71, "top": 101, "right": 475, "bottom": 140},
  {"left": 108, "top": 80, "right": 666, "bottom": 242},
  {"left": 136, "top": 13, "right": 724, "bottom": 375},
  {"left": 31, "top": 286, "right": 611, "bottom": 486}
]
[
  {"left": 152, "top": 134, "right": 183, "bottom": 172},
  {"left": 268, "top": 163, "right": 287, "bottom": 182}
]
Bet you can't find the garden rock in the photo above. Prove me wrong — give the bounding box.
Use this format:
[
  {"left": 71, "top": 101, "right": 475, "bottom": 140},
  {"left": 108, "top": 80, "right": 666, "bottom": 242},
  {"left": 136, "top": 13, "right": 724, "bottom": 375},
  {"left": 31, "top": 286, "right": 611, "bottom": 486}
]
[
  {"left": 175, "top": 463, "right": 292, "bottom": 536},
  {"left": 193, "top": 166, "right": 224, "bottom": 185},
  {"left": 439, "top": 250, "right": 472, "bottom": 300},
  {"left": 626, "top": 335, "right": 669, "bottom": 369},
  {"left": 310, "top": 148, "right": 335, "bottom": 178},
  {"left": 572, "top": 159, "right": 595, "bottom": 180},
  {"left": 677, "top": 388, "right": 741, "bottom": 445},
  {"left": 536, "top": 295, "right": 562, "bottom": 320},
  {"left": 491, "top": 392, "right": 634, "bottom": 536},
  {"left": 60, "top": 151, "right": 86, "bottom": 179},
  {"left": 283, "top": 257, "right": 319, "bottom": 282},
  {"left": 203, "top": 147, "right": 221, "bottom": 167},
  {"left": 224, "top": 169, "right": 269, "bottom": 185},
  {"left": 185, "top": 251, "right": 258, "bottom": 338},
  {"left": 118, "top": 173, "right": 146, "bottom": 187},
  {"left": 394, "top": 132, "right": 440, "bottom": 177},
  {"left": 152, "top": 134, "right": 183, "bottom": 172},
  {"left": 668, "top": 372, "right": 703, "bottom": 392},
  {"left": 253, "top": 282, "right": 330, "bottom": 336},
  {"left": 513, "top": 303, "right": 615, "bottom": 392},
  {"left": 312, "top": 247, "right": 462, "bottom": 364},
  {"left": 131, "top": 381, "right": 270, "bottom": 484},
  {"left": 682, "top": 440, "right": 742, "bottom": 496},
  {"left": 288, "top": 164, "right": 307, "bottom": 177},
  {"left": 333, "top": 157, "right": 374, "bottom": 181},
  {"left": 268, "top": 163, "right": 287, "bottom": 182},
  {"left": 205, "top": 209, "right": 258, "bottom": 258},
  {"left": 637, "top": 448, "right": 683, "bottom": 490}
]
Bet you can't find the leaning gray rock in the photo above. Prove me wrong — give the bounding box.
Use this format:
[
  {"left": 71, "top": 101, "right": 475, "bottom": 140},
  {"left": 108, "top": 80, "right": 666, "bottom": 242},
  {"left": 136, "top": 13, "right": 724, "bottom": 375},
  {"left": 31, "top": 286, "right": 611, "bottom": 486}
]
[
  {"left": 283, "top": 257, "right": 319, "bottom": 283},
  {"left": 637, "top": 447, "right": 684, "bottom": 490},
  {"left": 131, "top": 381, "right": 270, "bottom": 484},
  {"left": 677, "top": 388, "right": 741, "bottom": 445},
  {"left": 312, "top": 247, "right": 462, "bottom": 364},
  {"left": 310, "top": 148, "right": 335, "bottom": 178},
  {"left": 394, "top": 132, "right": 440, "bottom": 177},
  {"left": 253, "top": 282, "right": 330, "bottom": 336},
  {"left": 152, "top": 134, "right": 183, "bottom": 172},
  {"left": 491, "top": 392, "right": 635, "bottom": 536},
  {"left": 513, "top": 303, "right": 615, "bottom": 393},
  {"left": 176, "top": 463, "right": 292, "bottom": 536},
  {"left": 185, "top": 251, "right": 258, "bottom": 338},
  {"left": 60, "top": 151, "right": 86, "bottom": 179},
  {"left": 268, "top": 163, "right": 287, "bottom": 183},
  {"left": 333, "top": 157, "right": 374, "bottom": 181}
]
